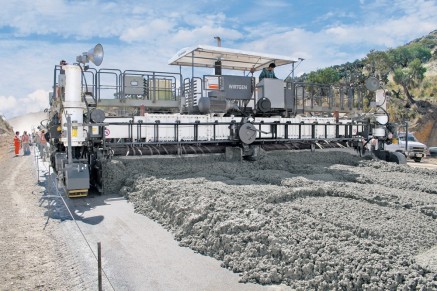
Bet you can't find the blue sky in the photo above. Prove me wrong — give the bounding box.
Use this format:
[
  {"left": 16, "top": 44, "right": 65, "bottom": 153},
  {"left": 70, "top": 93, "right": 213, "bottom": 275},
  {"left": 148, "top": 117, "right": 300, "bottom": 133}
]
[{"left": 1, "top": 0, "right": 436, "bottom": 119}]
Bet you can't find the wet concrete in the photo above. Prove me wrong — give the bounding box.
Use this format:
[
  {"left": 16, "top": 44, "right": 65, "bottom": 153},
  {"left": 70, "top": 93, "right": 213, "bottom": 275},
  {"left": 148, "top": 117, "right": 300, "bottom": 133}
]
[{"left": 105, "top": 149, "right": 437, "bottom": 290}]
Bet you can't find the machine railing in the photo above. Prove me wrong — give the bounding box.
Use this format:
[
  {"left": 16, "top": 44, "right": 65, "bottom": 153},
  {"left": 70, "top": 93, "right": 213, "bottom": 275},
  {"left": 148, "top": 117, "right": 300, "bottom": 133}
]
[
  {"left": 53, "top": 64, "right": 368, "bottom": 117},
  {"left": 290, "top": 81, "right": 366, "bottom": 114},
  {"left": 183, "top": 77, "right": 202, "bottom": 113},
  {"left": 52, "top": 66, "right": 184, "bottom": 103},
  {"left": 96, "top": 68, "right": 123, "bottom": 101},
  {"left": 121, "top": 70, "right": 180, "bottom": 101}
]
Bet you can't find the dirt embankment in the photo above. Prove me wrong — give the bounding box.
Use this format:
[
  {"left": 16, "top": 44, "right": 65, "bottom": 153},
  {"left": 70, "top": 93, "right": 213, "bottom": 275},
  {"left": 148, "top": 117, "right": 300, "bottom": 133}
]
[
  {"left": 410, "top": 102, "right": 437, "bottom": 146},
  {"left": 0, "top": 116, "right": 14, "bottom": 161},
  {"left": 427, "top": 120, "right": 437, "bottom": 147},
  {"left": 106, "top": 150, "right": 437, "bottom": 290}
]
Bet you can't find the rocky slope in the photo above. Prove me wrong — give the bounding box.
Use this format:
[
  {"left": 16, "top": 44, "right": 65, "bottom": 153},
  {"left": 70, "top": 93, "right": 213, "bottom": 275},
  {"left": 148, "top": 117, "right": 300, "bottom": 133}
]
[{"left": 0, "top": 116, "right": 14, "bottom": 161}]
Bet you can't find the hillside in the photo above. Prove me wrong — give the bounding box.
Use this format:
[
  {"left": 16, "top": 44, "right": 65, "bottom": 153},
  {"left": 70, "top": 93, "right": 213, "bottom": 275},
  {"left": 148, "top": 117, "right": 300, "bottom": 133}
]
[
  {"left": 407, "top": 29, "right": 437, "bottom": 51},
  {"left": 301, "top": 29, "right": 437, "bottom": 146},
  {"left": 395, "top": 29, "right": 437, "bottom": 145},
  {"left": 0, "top": 116, "right": 14, "bottom": 161}
]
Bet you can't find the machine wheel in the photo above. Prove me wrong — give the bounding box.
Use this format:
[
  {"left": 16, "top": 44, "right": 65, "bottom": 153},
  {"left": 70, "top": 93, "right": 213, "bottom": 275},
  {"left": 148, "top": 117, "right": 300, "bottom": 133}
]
[
  {"left": 413, "top": 157, "right": 422, "bottom": 163},
  {"left": 243, "top": 155, "right": 257, "bottom": 161},
  {"left": 389, "top": 152, "right": 407, "bottom": 164},
  {"left": 242, "top": 144, "right": 259, "bottom": 161},
  {"left": 372, "top": 150, "right": 390, "bottom": 161}
]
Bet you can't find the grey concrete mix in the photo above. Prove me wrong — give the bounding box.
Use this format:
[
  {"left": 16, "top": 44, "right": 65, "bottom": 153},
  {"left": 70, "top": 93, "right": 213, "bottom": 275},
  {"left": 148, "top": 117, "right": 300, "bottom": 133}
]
[{"left": 104, "top": 149, "right": 437, "bottom": 290}]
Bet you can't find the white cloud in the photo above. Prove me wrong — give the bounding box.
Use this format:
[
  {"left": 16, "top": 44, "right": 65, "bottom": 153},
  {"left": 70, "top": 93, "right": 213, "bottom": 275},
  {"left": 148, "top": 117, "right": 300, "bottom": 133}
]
[
  {"left": 256, "top": 0, "right": 290, "bottom": 8},
  {"left": 0, "top": 96, "right": 18, "bottom": 113},
  {"left": 171, "top": 25, "right": 243, "bottom": 46},
  {"left": 183, "top": 12, "right": 228, "bottom": 28},
  {"left": 0, "top": 1, "right": 214, "bottom": 41},
  {"left": 316, "top": 10, "right": 356, "bottom": 23},
  {"left": 27, "top": 90, "right": 49, "bottom": 109},
  {"left": 0, "top": 0, "right": 437, "bottom": 119},
  {"left": 120, "top": 19, "right": 175, "bottom": 42},
  {"left": 0, "top": 90, "right": 48, "bottom": 119}
]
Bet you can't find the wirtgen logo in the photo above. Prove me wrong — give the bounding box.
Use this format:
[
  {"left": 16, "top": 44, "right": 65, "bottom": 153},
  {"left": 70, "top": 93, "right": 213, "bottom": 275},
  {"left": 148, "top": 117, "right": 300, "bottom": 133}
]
[{"left": 228, "top": 85, "right": 248, "bottom": 90}]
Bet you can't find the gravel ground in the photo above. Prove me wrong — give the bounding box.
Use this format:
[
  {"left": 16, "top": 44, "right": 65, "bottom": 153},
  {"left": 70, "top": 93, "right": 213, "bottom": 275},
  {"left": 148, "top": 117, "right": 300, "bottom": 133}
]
[
  {"left": 105, "top": 149, "right": 437, "bottom": 290},
  {"left": 0, "top": 147, "right": 83, "bottom": 290}
]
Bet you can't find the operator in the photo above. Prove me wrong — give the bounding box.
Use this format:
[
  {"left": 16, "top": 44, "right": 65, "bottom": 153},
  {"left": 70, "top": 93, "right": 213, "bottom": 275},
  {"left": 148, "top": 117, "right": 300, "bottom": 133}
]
[{"left": 259, "top": 63, "right": 278, "bottom": 81}]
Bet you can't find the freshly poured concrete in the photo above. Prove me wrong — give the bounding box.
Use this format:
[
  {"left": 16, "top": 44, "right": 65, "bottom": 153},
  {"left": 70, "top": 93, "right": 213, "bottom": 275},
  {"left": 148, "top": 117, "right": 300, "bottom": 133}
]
[{"left": 104, "top": 149, "right": 437, "bottom": 290}]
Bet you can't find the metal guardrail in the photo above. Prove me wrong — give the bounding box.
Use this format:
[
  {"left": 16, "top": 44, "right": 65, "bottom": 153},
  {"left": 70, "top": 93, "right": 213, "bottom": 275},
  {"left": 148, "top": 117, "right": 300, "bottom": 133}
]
[{"left": 290, "top": 81, "right": 366, "bottom": 114}]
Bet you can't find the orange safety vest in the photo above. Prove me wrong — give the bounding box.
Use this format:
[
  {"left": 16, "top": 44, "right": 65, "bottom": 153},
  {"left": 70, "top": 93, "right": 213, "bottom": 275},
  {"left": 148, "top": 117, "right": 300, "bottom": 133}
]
[
  {"left": 14, "top": 135, "right": 20, "bottom": 155},
  {"left": 14, "top": 135, "right": 20, "bottom": 146}
]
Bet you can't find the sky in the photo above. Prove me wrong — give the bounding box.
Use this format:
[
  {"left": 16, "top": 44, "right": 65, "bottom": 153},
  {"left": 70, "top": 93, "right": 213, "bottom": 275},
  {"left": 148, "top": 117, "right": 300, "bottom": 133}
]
[{"left": 0, "top": 0, "right": 436, "bottom": 119}]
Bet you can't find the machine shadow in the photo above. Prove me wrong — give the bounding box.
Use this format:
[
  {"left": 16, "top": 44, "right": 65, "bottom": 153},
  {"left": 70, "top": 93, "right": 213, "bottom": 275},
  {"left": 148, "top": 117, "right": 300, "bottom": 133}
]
[{"left": 38, "top": 169, "right": 124, "bottom": 225}]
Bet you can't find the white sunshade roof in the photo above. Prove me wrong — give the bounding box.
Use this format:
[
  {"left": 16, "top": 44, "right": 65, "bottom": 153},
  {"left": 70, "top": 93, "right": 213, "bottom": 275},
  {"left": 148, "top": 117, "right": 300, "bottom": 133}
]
[{"left": 168, "top": 45, "right": 296, "bottom": 71}]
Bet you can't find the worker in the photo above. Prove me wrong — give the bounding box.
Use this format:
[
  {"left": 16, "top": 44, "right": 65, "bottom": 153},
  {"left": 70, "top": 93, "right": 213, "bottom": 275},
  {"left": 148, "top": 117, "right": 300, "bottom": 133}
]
[
  {"left": 34, "top": 131, "right": 41, "bottom": 155},
  {"left": 40, "top": 130, "right": 49, "bottom": 161},
  {"left": 259, "top": 63, "right": 278, "bottom": 81},
  {"left": 13, "top": 131, "right": 20, "bottom": 157},
  {"left": 21, "top": 131, "right": 30, "bottom": 155}
]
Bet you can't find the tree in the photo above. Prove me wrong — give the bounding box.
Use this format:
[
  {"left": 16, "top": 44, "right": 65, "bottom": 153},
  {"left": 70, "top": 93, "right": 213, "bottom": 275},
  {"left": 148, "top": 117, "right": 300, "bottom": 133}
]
[
  {"left": 306, "top": 67, "right": 340, "bottom": 84},
  {"left": 336, "top": 60, "right": 365, "bottom": 86},
  {"left": 393, "top": 58, "right": 427, "bottom": 104},
  {"left": 366, "top": 43, "right": 431, "bottom": 104},
  {"left": 365, "top": 49, "right": 390, "bottom": 84},
  {"left": 389, "top": 43, "right": 432, "bottom": 67}
]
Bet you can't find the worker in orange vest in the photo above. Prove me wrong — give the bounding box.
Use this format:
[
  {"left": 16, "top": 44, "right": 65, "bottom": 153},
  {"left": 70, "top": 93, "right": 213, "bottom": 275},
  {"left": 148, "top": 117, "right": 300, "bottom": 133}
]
[{"left": 14, "top": 131, "right": 20, "bottom": 157}]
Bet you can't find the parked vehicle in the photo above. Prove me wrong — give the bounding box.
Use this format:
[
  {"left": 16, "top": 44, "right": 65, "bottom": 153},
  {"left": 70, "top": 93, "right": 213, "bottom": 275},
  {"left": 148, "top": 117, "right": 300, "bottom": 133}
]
[
  {"left": 385, "top": 133, "right": 427, "bottom": 162},
  {"left": 429, "top": 147, "right": 437, "bottom": 157}
]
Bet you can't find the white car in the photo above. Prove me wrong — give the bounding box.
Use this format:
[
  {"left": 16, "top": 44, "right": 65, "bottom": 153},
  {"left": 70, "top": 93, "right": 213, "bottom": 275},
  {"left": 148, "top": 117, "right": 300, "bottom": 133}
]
[{"left": 385, "top": 133, "right": 427, "bottom": 163}]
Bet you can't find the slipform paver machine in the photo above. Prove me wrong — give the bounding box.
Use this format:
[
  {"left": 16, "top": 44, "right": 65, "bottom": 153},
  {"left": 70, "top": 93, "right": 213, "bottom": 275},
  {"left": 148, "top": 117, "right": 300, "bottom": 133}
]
[{"left": 44, "top": 44, "right": 404, "bottom": 197}]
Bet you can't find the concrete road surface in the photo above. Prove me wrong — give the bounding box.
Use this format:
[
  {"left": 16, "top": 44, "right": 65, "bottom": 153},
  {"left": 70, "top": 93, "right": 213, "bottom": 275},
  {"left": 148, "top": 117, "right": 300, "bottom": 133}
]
[{"left": 37, "top": 159, "right": 290, "bottom": 291}]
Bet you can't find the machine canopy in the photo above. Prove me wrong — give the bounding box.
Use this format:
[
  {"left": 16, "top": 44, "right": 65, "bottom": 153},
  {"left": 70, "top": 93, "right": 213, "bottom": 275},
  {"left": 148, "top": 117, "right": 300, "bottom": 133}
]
[{"left": 168, "top": 45, "right": 296, "bottom": 71}]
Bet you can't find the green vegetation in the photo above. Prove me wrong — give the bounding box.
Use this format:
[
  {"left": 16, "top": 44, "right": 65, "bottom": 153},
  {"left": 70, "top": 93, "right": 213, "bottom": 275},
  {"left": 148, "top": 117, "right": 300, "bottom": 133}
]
[
  {"left": 301, "top": 30, "right": 437, "bottom": 108},
  {"left": 300, "top": 30, "right": 437, "bottom": 143},
  {"left": 306, "top": 67, "right": 340, "bottom": 84},
  {"left": 367, "top": 43, "right": 432, "bottom": 104}
]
